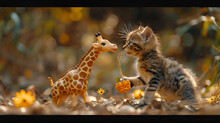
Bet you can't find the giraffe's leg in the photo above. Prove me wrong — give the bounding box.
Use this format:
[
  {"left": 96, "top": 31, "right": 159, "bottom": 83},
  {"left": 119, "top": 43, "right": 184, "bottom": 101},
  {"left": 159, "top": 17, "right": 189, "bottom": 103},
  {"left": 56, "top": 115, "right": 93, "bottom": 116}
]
[
  {"left": 71, "top": 94, "right": 79, "bottom": 107},
  {"left": 80, "top": 91, "right": 93, "bottom": 108},
  {"left": 56, "top": 94, "right": 68, "bottom": 105},
  {"left": 80, "top": 91, "right": 91, "bottom": 103}
]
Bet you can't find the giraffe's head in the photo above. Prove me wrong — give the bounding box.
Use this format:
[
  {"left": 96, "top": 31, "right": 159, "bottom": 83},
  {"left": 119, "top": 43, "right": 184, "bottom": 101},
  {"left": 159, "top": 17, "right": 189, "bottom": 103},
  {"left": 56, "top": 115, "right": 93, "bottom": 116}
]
[{"left": 92, "top": 32, "right": 118, "bottom": 53}]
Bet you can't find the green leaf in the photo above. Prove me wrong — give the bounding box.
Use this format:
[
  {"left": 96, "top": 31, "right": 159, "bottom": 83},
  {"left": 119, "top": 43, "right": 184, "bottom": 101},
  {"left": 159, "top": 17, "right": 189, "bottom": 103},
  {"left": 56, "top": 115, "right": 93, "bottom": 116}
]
[
  {"left": 10, "top": 12, "right": 21, "bottom": 45},
  {"left": 177, "top": 24, "right": 191, "bottom": 36},
  {"left": 202, "top": 19, "right": 210, "bottom": 37},
  {"left": 115, "top": 77, "right": 120, "bottom": 82}
]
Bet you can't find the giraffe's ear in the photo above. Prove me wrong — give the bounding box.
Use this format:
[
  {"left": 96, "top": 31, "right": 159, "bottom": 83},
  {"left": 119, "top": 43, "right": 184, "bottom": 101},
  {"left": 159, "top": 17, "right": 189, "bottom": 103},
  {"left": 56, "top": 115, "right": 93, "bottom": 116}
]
[
  {"left": 92, "top": 43, "right": 100, "bottom": 48},
  {"left": 48, "top": 77, "right": 53, "bottom": 87}
]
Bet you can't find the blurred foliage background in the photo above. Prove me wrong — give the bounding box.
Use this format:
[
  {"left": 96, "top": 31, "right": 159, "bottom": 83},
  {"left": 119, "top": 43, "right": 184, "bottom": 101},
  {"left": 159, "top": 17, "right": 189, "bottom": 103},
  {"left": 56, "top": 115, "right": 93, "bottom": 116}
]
[{"left": 0, "top": 7, "right": 219, "bottom": 98}]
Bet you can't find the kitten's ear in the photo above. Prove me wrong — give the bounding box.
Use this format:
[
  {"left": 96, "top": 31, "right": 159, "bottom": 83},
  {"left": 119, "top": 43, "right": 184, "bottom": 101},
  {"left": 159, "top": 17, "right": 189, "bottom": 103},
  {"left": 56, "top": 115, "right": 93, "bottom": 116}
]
[
  {"left": 140, "top": 26, "right": 153, "bottom": 39},
  {"left": 138, "top": 26, "right": 144, "bottom": 30}
]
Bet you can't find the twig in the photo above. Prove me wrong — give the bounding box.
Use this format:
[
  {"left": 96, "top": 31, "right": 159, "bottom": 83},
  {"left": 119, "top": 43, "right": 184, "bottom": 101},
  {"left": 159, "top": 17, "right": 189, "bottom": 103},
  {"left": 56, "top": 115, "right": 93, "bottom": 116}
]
[
  {"left": 118, "top": 50, "right": 125, "bottom": 80},
  {"left": 210, "top": 16, "right": 220, "bottom": 29},
  {"left": 212, "top": 44, "right": 220, "bottom": 54},
  {"left": 198, "top": 66, "right": 210, "bottom": 84}
]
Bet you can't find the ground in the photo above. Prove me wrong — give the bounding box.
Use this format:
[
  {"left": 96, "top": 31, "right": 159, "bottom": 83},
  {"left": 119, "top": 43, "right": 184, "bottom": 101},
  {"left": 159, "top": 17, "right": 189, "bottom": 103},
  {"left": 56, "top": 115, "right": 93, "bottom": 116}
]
[{"left": 0, "top": 87, "right": 220, "bottom": 115}]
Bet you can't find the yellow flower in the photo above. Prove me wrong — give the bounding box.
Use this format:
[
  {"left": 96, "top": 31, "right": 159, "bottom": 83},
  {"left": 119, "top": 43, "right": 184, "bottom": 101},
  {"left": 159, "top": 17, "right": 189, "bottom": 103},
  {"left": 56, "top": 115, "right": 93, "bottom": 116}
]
[
  {"left": 133, "top": 89, "right": 144, "bottom": 99},
  {"left": 97, "top": 88, "right": 105, "bottom": 95},
  {"left": 12, "top": 89, "right": 35, "bottom": 108},
  {"left": 206, "top": 96, "right": 216, "bottom": 103}
]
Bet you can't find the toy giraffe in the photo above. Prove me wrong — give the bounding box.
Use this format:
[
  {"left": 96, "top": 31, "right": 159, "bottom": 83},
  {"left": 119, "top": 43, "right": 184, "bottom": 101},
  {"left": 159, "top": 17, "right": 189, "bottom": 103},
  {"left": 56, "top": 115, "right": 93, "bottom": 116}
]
[{"left": 48, "top": 32, "right": 118, "bottom": 107}]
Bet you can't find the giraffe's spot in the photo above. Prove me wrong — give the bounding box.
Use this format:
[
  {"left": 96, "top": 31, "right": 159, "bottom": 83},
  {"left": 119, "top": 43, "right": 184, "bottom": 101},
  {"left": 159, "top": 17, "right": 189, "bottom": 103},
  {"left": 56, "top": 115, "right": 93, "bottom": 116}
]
[
  {"left": 85, "top": 57, "right": 90, "bottom": 61},
  {"left": 79, "top": 78, "right": 84, "bottom": 82},
  {"left": 79, "top": 72, "right": 87, "bottom": 78},
  {"left": 90, "top": 52, "right": 94, "bottom": 56},
  {"left": 67, "top": 83, "right": 70, "bottom": 86},
  {"left": 52, "top": 93, "right": 55, "bottom": 97},
  {"left": 81, "top": 62, "right": 86, "bottom": 67},
  {"left": 68, "top": 74, "right": 71, "bottom": 78},
  {"left": 72, "top": 89, "right": 76, "bottom": 93},
  {"left": 83, "top": 81, "right": 87, "bottom": 85},
  {"left": 77, "top": 84, "right": 82, "bottom": 89},
  {"left": 70, "top": 79, "right": 73, "bottom": 82},
  {"left": 64, "top": 84, "right": 68, "bottom": 87},
  {"left": 73, "top": 81, "right": 77, "bottom": 85},
  {"left": 65, "top": 77, "right": 69, "bottom": 82},
  {"left": 83, "top": 86, "right": 87, "bottom": 91},
  {"left": 78, "top": 68, "right": 81, "bottom": 71},
  {"left": 87, "top": 61, "right": 93, "bottom": 67},
  {"left": 91, "top": 57, "right": 95, "bottom": 61},
  {"left": 73, "top": 75, "right": 79, "bottom": 80},
  {"left": 68, "top": 87, "right": 71, "bottom": 91},
  {"left": 77, "top": 90, "right": 81, "bottom": 93},
  {"left": 94, "top": 51, "right": 99, "bottom": 54},
  {"left": 70, "top": 84, "right": 74, "bottom": 88},
  {"left": 54, "top": 86, "right": 57, "bottom": 89},
  {"left": 82, "top": 67, "right": 88, "bottom": 71},
  {"left": 59, "top": 86, "right": 64, "bottom": 90},
  {"left": 89, "top": 68, "right": 92, "bottom": 72},
  {"left": 95, "top": 55, "right": 98, "bottom": 57}
]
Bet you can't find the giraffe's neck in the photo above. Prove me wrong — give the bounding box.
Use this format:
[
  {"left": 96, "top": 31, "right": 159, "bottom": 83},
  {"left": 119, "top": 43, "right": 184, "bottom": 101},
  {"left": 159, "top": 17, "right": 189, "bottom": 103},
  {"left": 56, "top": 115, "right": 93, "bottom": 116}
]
[{"left": 74, "top": 46, "right": 101, "bottom": 80}]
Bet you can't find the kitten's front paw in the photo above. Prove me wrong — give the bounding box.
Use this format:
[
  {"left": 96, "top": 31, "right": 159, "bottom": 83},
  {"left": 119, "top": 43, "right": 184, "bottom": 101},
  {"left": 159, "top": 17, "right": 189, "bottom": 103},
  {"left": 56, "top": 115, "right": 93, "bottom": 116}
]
[
  {"left": 130, "top": 102, "right": 147, "bottom": 109},
  {"left": 130, "top": 98, "right": 148, "bottom": 109}
]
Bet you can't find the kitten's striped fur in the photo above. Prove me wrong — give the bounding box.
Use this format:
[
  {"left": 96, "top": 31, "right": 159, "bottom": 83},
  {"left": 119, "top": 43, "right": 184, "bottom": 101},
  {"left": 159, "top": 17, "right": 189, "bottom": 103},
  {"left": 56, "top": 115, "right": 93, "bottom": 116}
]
[{"left": 121, "top": 25, "right": 198, "bottom": 107}]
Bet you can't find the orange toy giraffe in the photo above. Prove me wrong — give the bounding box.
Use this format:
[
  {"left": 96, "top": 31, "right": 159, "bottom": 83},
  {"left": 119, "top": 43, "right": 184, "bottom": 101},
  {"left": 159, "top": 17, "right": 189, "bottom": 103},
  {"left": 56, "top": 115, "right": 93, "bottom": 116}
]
[{"left": 48, "top": 32, "right": 118, "bottom": 107}]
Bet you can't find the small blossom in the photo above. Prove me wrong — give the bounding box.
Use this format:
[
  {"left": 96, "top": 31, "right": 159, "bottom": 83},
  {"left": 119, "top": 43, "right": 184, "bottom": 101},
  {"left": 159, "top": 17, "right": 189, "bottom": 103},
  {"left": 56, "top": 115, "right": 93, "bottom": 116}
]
[
  {"left": 12, "top": 89, "right": 35, "bottom": 108},
  {"left": 206, "top": 96, "right": 216, "bottom": 103},
  {"left": 97, "top": 88, "right": 105, "bottom": 95},
  {"left": 133, "top": 89, "right": 144, "bottom": 99}
]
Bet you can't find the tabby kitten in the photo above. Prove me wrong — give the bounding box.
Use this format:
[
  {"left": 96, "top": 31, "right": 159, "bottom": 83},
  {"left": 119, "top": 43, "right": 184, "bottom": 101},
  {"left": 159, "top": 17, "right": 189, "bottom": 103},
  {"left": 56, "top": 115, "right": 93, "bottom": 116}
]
[{"left": 121, "top": 26, "right": 198, "bottom": 108}]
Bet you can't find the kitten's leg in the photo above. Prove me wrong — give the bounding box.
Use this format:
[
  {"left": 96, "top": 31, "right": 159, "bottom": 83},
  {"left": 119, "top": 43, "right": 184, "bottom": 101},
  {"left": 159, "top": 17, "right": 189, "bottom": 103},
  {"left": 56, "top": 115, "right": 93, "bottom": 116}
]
[
  {"left": 137, "top": 73, "right": 163, "bottom": 108},
  {"left": 123, "top": 76, "right": 146, "bottom": 87},
  {"left": 178, "top": 78, "right": 197, "bottom": 104}
]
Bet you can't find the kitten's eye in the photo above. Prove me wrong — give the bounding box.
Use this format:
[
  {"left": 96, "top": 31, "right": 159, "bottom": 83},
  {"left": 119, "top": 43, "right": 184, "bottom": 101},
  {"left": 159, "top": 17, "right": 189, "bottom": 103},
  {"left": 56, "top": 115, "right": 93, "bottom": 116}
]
[
  {"left": 101, "top": 42, "right": 106, "bottom": 46},
  {"left": 132, "top": 43, "right": 138, "bottom": 47},
  {"left": 128, "top": 42, "right": 132, "bottom": 46}
]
